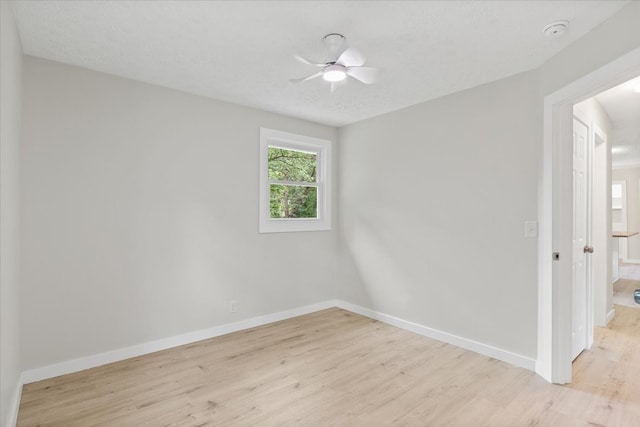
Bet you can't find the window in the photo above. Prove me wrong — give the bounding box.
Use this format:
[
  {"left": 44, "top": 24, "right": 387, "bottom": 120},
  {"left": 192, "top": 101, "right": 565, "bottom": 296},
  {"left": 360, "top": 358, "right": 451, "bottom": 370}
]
[{"left": 259, "top": 128, "right": 331, "bottom": 233}]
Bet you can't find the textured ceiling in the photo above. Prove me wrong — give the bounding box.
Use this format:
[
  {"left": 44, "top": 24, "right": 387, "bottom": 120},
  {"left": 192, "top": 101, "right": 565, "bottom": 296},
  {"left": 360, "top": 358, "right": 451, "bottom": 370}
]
[
  {"left": 10, "top": 0, "right": 630, "bottom": 127},
  {"left": 594, "top": 76, "right": 640, "bottom": 168}
]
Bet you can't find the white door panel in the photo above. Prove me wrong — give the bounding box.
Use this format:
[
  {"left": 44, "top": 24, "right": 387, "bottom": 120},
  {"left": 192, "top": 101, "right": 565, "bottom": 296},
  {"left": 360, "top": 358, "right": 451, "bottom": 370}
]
[{"left": 572, "top": 118, "right": 589, "bottom": 361}]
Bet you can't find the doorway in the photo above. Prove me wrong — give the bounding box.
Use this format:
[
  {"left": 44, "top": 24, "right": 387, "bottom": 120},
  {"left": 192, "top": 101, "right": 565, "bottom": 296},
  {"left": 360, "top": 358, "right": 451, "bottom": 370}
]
[
  {"left": 571, "top": 74, "right": 640, "bottom": 363},
  {"left": 538, "top": 48, "right": 640, "bottom": 384}
]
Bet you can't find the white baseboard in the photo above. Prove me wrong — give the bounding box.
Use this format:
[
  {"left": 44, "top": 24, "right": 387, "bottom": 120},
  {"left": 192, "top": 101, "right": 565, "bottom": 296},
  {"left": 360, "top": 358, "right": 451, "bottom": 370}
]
[
  {"left": 21, "top": 300, "right": 338, "bottom": 384},
  {"left": 21, "top": 299, "right": 535, "bottom": 386},
  {"left": 335, "top": 301, "right": 536, "bottom": 371},
  {"left": 622, "top": 258, "right": 640, "bottom": 265},
  {"left": 606, "top": 308, "right": 616, "bottom": 325},
  {"left": 5, "top": 374, "right": 23, "bottom": 427}
]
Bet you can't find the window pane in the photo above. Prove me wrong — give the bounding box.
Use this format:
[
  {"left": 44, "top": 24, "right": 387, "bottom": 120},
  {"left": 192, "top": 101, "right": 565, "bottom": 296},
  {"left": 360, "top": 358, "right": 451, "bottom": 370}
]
[
  {"left": 270, "top": 185, "right": 317, "bottom": 218},
  {"left": 612, "top": 184, "right": 622, "bottom": 198},
  {"left": 268, "top": 147, "right": 316, "bottom": 182}
]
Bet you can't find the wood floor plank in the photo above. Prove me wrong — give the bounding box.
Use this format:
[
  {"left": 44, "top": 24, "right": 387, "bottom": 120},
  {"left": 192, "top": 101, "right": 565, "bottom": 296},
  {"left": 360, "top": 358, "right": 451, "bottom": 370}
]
[{"left": 17, "top": 306, "right": 640, "bottom": 426}]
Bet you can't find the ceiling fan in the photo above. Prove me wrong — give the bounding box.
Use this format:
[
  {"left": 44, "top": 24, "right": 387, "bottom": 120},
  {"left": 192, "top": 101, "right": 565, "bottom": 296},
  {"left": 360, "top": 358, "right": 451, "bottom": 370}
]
[{"left": 291, "top": 33, "right": 378, "bottom": 91}]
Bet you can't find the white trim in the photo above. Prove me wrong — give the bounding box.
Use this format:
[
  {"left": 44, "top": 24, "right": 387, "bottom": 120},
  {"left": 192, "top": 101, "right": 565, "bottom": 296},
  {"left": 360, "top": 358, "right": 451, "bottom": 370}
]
[
  {"left": 5, "top": 374, "right": 23, "bottom": 427},
  {"left": 21, "top": 300, "right": 337, "bottom": 384},
  {"left": 538, "top": 47, "right": 640, "bottom": 384},
  {"left": 622, "top": 258, "right": 640, "bottom": 264},
  {"left": 606, "top": 308, "right": 616, "bottom": 325},
  {"left": 20, "top": 299, "right": 536, "bottom": 386},
  {"left": 335, "top": 301, "right": 536, "bottom": 371},
  {"left": 259, "top": 128, "right": 332, "bottom": 233},
  {"left": 591, "top": 123, "right": 610, "bottom": 328}
]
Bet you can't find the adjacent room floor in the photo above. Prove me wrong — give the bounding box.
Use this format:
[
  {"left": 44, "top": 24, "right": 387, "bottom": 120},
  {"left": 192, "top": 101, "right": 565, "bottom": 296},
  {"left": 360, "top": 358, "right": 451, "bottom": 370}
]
[
  {"left": 17, "top": 303, "right": 639, "bottom": 426},
  {"left": 614, "top": 262, "right": 640, "bottom": 308}
]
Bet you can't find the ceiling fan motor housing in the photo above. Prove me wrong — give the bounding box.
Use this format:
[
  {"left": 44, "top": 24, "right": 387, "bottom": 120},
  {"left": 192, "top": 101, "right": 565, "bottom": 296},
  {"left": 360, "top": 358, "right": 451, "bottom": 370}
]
[{"left": 323, "top": 33, "right": 347, "bottom": 62}]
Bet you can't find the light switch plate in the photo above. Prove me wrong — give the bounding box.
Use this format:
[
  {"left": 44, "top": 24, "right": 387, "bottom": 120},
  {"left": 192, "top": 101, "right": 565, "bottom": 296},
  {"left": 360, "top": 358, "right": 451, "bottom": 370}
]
[{"left": 525, "top": 221, "right": 538, "bottom": 238}]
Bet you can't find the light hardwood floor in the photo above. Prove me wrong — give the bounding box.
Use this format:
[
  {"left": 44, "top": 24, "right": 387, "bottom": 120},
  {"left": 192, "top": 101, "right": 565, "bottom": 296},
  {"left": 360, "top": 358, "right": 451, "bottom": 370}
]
[
  {"left": 614, "top": 278, "right": 640, "bottom": 308},
  {"left": 17, "top": 307, "right": 640, "bottom": 426}
]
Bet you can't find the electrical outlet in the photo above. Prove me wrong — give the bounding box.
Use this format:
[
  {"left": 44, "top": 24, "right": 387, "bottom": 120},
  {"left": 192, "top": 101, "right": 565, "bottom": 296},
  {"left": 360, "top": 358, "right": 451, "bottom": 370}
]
[
  {"left": 525, "top": 221, "right": 538, "bottom": 238},
  {"left": 229, "top": 300, "right": 237, "bottom": 313}
]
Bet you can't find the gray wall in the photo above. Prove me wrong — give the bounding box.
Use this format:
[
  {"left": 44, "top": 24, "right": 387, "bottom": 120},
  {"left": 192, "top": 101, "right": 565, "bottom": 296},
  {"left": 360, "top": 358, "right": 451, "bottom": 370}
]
[
  {"left": 338, "top": 71, "right": 540, "bottom": 358},
  {"left": 14, "top": 0, "right": 640, "bottom": 386},
  {"left": 337, "top": 0, "right": 639, "bottom": 362},
  {"left": 20, "top": 57, "right": 339, "bottom": 370},
  {"left": 0, "top": 2, "right": 23, "bottom": 425},
  {"left": 539, "top": 1, "right": 640, "bottom": 96}
]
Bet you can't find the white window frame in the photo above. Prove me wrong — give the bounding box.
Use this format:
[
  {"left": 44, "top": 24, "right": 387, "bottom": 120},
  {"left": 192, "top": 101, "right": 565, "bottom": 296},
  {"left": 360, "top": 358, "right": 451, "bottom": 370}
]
[{"left": 259, "top": 128, "right": 331, "bottom": 233}]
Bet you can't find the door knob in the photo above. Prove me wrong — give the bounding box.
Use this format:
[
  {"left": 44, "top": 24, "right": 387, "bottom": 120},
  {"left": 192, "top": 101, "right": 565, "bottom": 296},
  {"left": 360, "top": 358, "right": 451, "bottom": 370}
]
[{"left": 583, "top": 245, "right": 594, "bottom": 253}]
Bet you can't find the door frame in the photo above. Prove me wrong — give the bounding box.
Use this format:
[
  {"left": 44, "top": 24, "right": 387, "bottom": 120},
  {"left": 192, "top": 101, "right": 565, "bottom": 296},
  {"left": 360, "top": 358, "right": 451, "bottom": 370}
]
[
  {"left": 591, "top": 124, "right": 610, "bottom": 329},
  {"left": 537, "top": 47, "right": 640, "bottom": 384}
]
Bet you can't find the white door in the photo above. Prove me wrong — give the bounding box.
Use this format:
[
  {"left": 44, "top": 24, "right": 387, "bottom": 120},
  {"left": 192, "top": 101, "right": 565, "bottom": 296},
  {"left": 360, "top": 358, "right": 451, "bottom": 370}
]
[{"left": 572, "top": 118, "right": 589, "bottom": 361}]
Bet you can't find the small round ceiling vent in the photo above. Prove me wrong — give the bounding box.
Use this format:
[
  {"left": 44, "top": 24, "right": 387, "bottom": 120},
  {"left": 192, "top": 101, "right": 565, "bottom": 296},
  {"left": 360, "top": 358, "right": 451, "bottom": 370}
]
[{"left": 543, "top": 21, "right": 569, "bottom": 38}]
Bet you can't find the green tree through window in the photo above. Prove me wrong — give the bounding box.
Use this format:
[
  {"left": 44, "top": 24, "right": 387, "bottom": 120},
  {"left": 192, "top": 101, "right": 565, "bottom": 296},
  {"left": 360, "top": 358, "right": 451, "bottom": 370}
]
[{"left": 268, "top": 147, "right": 318, "bottom": 218}]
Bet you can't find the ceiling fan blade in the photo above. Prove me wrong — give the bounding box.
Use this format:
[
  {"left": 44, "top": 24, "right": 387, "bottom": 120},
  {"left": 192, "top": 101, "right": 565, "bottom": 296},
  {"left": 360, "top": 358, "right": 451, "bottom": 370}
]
[
  {"left": 290, "top": 71, "right": 323, "bottom": 83},
  {"left": 294, "top": 55, "right": 325, "bottom": 67},
  {"left": 336, "top": 47, "right": 366, "bottom": 67},
  {"left": 347, "top": 67, "right": 378, "bottom": 84}
]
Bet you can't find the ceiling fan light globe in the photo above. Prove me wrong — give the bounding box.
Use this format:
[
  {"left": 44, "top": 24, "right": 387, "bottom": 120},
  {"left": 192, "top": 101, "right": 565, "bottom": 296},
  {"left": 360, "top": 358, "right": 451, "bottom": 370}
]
[
  {"left": 323, "top": 70, "right": 346, "bottom": 82},
  {"left": 322, "top": 64, "right": 347, "bottom": 82}
]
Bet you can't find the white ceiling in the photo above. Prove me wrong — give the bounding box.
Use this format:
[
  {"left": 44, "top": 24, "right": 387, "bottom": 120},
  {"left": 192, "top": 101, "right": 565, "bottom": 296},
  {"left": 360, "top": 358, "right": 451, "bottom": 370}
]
[
  {"left": 594, "top": 76, "right": 640, "bottom": 168},
  {"left": 10, "top": 0, "right": 630, "bottom": 127}
]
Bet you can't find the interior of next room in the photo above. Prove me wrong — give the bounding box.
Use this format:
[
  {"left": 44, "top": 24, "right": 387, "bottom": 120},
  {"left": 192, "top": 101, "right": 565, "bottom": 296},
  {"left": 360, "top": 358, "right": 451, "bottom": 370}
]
[{"left": 1, "top": 2, "right": 639, "bottom": 427}]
